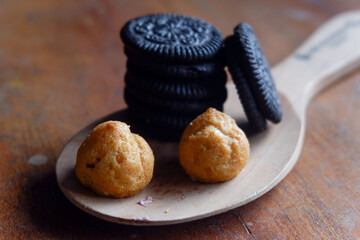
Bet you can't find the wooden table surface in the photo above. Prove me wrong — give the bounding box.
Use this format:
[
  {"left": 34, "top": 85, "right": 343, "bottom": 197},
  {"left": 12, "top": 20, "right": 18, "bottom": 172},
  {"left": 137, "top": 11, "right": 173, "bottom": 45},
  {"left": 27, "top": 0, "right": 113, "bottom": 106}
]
[{"left": 1, "top": 0, "right": 360, "bottom": 239}]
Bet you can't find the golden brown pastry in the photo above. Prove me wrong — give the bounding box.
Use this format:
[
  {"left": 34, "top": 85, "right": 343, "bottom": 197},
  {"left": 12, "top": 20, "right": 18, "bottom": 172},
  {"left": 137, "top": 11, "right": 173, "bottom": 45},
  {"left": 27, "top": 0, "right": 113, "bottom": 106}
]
[
  {"left": 179, "top": 108, "right": 249, "bottom": 183},
  {"left": 75, "top": 121, "right": 154, "bottom": 198}
]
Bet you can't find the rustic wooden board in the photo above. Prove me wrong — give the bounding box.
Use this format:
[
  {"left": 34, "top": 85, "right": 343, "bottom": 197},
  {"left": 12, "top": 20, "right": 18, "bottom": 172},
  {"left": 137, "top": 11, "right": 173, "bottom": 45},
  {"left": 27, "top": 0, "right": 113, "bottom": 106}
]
[{"left": 2, "top": 0, "right": 360, "bottom": 238}]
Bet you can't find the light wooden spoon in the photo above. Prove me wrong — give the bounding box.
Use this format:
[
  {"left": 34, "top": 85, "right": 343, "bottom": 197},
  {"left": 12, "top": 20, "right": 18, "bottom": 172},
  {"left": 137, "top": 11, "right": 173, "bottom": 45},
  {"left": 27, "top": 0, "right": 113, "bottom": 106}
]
[{"left": 56, "top": 11, "right": 360, "bottom": 226}]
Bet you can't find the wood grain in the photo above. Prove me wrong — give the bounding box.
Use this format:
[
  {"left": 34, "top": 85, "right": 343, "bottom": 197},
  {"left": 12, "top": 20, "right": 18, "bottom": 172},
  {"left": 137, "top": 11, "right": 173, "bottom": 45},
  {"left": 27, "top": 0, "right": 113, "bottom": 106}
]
[{"left": 1, "top": 0, "right": 360, "bottom": 239}]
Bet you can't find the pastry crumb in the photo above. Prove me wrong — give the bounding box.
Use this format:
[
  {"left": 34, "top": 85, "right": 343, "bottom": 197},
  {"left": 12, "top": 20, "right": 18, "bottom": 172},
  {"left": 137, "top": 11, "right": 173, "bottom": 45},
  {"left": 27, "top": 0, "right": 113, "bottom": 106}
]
[{"left": 137, "top": 196, "right": 153, "bottom": 207}]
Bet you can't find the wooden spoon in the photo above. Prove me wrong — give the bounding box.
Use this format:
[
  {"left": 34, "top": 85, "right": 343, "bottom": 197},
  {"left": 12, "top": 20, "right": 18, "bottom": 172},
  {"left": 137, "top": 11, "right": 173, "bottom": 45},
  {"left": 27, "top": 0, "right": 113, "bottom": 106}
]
[{"left": 56, "top": 11, "right": 360, "bottom": 226}]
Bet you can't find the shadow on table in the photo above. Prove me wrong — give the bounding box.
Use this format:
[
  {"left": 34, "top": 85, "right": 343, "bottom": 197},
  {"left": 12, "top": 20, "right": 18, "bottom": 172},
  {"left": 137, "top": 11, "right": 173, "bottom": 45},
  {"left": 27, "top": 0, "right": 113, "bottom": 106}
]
[{"left": 22, "top": 172, "right": 137, "bottom": 238}]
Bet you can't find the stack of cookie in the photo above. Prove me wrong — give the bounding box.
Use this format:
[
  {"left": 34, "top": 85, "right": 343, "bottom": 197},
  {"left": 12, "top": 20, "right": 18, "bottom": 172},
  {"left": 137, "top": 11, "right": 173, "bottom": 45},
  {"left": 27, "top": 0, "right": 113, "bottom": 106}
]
[{"left": 120, "top": 14, "right": 227, "bottom": 139}]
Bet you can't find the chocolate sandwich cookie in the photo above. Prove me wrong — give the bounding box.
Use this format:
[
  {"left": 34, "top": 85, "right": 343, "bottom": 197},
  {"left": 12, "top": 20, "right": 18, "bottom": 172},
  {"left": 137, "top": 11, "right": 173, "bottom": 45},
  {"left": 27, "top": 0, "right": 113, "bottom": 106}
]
[
  {"left": 225, "top": 23, "right": 282, "bottom": 131},
  {"left": 127, "top": 104, "right": 196, "bottom": 131},
  {"left": 125, "top": 63, "right": 227, "bottom": 100},
  {"left": 124, "top": 91, "right": 200, "bottom": 132},
  {"left": 126, "top": 60, "right": 226, "bottom": 83},
  {"left": 120, "top": 14, "right": 223, "bottom": 63},
  {"left": 124, "top": 85, "right": 226, "bottom": 113},
  {"left": 129, "top": 118, "right": 184, "bottom": 141},
  {"left": 125, "top": 48, "right": 225, "bottom": 79},
  {"left": 225, "top": 36, "right": 267, "bottom": 131},
  {"left": 128, "top": 113, "right": 188, "bottom": 141},
  {"left": 127, "top": 106, "right": 192, "bottom": 141},
  {"left": 232, "top": 23, "right": 282, "bottom": 123}
]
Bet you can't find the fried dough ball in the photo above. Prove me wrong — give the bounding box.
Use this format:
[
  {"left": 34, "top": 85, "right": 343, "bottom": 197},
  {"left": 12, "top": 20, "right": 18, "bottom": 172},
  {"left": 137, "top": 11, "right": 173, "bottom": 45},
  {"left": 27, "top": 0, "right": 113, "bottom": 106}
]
[
  {"left": 179, "top": 108, "right": 249, "bottom": 183},
  {"left": 75, "top": 121, "right": 154, "bottom": 198}
]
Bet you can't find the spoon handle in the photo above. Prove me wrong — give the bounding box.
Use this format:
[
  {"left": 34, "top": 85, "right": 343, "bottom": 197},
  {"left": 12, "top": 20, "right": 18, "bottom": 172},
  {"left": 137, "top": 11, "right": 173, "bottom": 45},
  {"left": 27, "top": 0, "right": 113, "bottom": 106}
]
[{"left": 273, "top": 11, "right": 360, "bottom": 116}]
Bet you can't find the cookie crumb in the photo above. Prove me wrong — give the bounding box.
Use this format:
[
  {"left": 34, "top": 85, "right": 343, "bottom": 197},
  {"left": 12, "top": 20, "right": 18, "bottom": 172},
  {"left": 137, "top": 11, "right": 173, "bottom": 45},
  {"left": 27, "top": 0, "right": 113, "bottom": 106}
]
[{"left": 137, "top": 196, "right": 153, "bottom": 207}]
